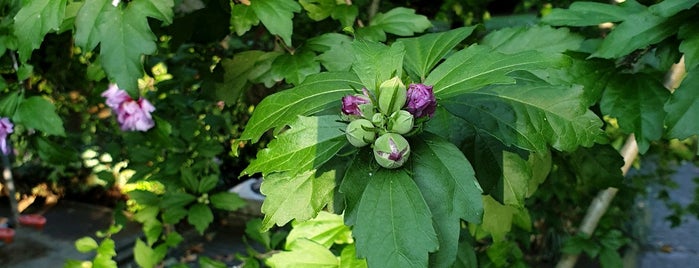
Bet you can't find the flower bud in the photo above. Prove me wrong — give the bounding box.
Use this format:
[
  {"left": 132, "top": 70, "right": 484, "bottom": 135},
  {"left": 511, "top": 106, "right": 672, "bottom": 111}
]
[
  {"left": 377, "top": 77, "right": 407, "bottom": 115},
  {"left": 373, "top": 133, "right": 410, "bottom": 169},
  {"left": 345, "top": 119, "right": 376, "bottom": 147},
  {"left": 388, "top": 110, "right": 414, "bottom": 135},
  {"left": 406, "top": 83, "right": 437, "bottom": 118},
  {"left": 371, "top": 113, "right": 386, "bottom": 128},
  {"left": 341, "top": 94, "right": 371, "bottom": 116}
]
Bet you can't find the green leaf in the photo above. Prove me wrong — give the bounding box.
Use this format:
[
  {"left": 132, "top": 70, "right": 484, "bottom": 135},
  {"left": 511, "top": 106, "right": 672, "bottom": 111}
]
[
  {"left": 198, "top": 175, "right": 218, "bottom": 193},
  {"left": 353, "top": 169, "right": 438, "bottom": 268},
  {"left": 351, "top": 40, "right": 404, "bottom": 91},
  {"left": 230, "top": 3, "right": 259, "bottom": 36},
  {"left": 599, "top": 248, "right": 623, "bottom": 268},
  {"left": 425, "top": 45, "right": 569, "bottom": 99},
  {"left": 340, "top": 244, "right": 368, "bottom": 268},
  {"left": 665, "top": 69, "right": 699, "bottom": 139},
  {"left": 13, "top": 96, "right": 65, "bottom": 136},
  {"left": 369, "top": 7, "right": 431, "bottom": 37},
  {"left": 266, "top": 238, "right": 339, "bottom": 268},
  {"left": 307, "top": 33, "right": 354, "bottom": 72},
  {"left": 180, "top": 168, "right": 199, "bottom": 192},
  {"left": 331, "top": 4, "right": 357, "bottom": 28},
  {"left": 600, "top": 74, "right": 670, "bottom": 153},
  {"left": 338, "top": 150, "right": 374, "bottom": 225},
  {"left": 199, "top": 256, "right": 228, "bottom": 268},
  {"left": 129, "top": 0, "right": 174, "bottom": 24},
  {"left": 209, "top": 192, "right": 246, "bottom": 211},
  {"left": 271, "top": 51, "right": 321, "bottom": 85},
  {"left": 134, "top": 239, "right": 165, "bottom": 268},
  {"left": 679, "top": 22, "right": 699, "bottom": 71},
  {"left": 160, "top": 192, "right": 196, "bottom": 208},
  {"left": 75, "top": 237, "right": 99, "bottom": 253},
  {"left": 0, "top": 91, "right": 20, "bottom": 117},
  {"left": 128, "top": 190, "right": 160, "bottom": 206},
  {"left": 299, "top": 0, "right": 335, "bottom": 21},
  {"left": 13, "top": 0, "right": 66, "bottom": 62},
  {"left": 143, "top": 220, "right": 163, "bottom": 246},
  {"left": 476, "top": 195, "right": 523, "bottom": 242},
  {"left": 96, "top": 238, "right": 117, "bottom": 258},
  {"left": 286, "top": 211, "right": 352, "bottom": 249},
  {"left": 398, "top": 27, "right": 476, "bottom": 81},
  {"left": 250, "top": 0, "right": 301, "bottom": 46},
  {"left": 442, "top": 78, "right": 603, "bottom": 152},
  {"left": 648, "top": 0, "right": 699, "bottom": 18},
  {"left": 453, "top": 240, "right": 478, "bottom": 268},
  {"left": 162, "top": 206, "right": 188, "bottom": 224},
  {"left": 215, "top": 51, "right": 276, "bottom": 104},
  {"left": 591, "top": 10, "right": 684, "bottom": 59},
  {"left": 541, "top": 1, "right": 638, "bottom": 26},
  {"left": 187, "top": 203, "right": 213, "bottom": 234},
  {"left": 240, "top": 72, "right": 362, "bottom": 143},
  {"left": 243, "top": 115, "right": 347, "bottom": 176},
  {"left": 245, "top": 219, "right": 272, "bottom": 249},
  {"left": 410, "top": 132, "right": 482, "bottom": 268},
  {"left": 482, "top": 25, "right": 583, "bottom": 54},
  {"left": 259, "top": 169, "right": 336, "bottom": 230},
  {"left": 74, "top": 0, "right": 111, "bottom": 51}
]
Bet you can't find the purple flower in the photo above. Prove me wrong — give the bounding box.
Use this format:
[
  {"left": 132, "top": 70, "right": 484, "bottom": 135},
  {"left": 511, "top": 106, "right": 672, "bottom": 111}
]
[
  {"left": 373, "top": 133, "right": 410, "bottom": 169},
  {"left": 117, "top": 98, "right": 156, "bottom": 132},
  {"left": 101, "top": 84, "right": 131, "bottom": 110},
  {"left": 405, "top": 84, "right": 436, "bottom": 118},
  {"left": 341, "top": 94, "right": 370, "bottom": 116},
  {"left": 0, "top": 117, "right": 13, "bottom": 155}
]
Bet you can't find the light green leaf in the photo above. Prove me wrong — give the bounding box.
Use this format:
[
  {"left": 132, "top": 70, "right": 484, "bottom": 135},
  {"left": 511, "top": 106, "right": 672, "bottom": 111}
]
[
  {"left": 369, "top": 7, "right": 431, "bottom": 37},
  {"left": 501, "top": 151, "right": 530, "bottom": 207},
  {"left": 600, "top": 74, "right": 670, "bottom": 153},
  {"left": 442, "top": 78, "right": 603, "bottom": 152},
  {"left": 425, "top": 45, "right": 568, "bottom": 99},
  {"left": 266, "top": 238, "right": 339, "bottom": 268},
  {"left": 230, "top": 3, "right": 260, "bottom": 36},
  {"left": 541, "top": 1, "right": 641, "bottom": 26},
  {"left": 679, "top": 22, "right": 699, "bottom": 71},
  {"left": 526, "top": 151, "right": 552, "bottom": 198},
  {"left": 475, "top": 195, "right": 526, "bottom": 242},
  {"left": 398, "top": 27, "right": 475, "bottom": 81},
  {"left": 134, "top": 239, "right": 158, "bottom": 268},
  {"left": 240, "top": 72, "right": 362, "bottom": 143},
  {"left": 13, "top": 96, "right": 65, "bottom": 136},
  {"left": 355, "top": 25, "right": 387, "bottom": 42},
  {"left": 353, "top": 169, "right": 438, "bottom": 268},
  {"left": 591, "top": 10, "right": 684, "bottom": 59},
  {"left": 308, "top": 33, "right": 354, "bottom": 72},
  {"left": 340, "top": 244, "right": 368, "bottom": 268},
  {"left": 199, "top": 256, "right": 228, "bottom": 268},
  {"left": 259, "top": 168, "right": 336, "bottom": 230},
  {"left": 665, "top": 69, "right": 699, "bottom": 139},
  {"left": 160, "top": 192, "right": 196, "bottom": 208},
  {"left": 482, "top": 25, "right": 583, "bottom": 54},
  {"left": 187, "top": 203, "right": 213, "bottom": 234},
  {"left": 410, "top": 132, "right": 482, "bottom": 268},
  {"left": 351, "top": 40, "right": 404, "bottom": 91},
  {"left": 143, "top": 220, "right": 163, "bottom": 246},
  {"left": 75, "top": 237, "right": 99, "bottom": 253},
  {"left": 162, "top": 206, "right": 188, "bottom": 224},
  {"left": 209, "top": 192, "right": 246, "bottom": 211},
  {"left": 74, "top": 0, "right": 111, "bottom": 51},
  {"left": 13, "top": 0, "right": 66, "bottom": 62},
  {"left": 286, "top": 211, "right": 352, "bottom": 249},
  {"left": 331, "top": 4, "right": 357, "bottom": 28},
  {"left": 271, "top": 51, "right": 321, "bottom": 85},
  {"left": 300, "top": 0, "right": 335, "bottom": 21},
  {"left": 128, "top": 190, "right": 160, "bottom": 206},
  {"left": 648, "top": 0, "right": 699, "bottom": 18},
  {"left": 250, "top": 0, "right": 301, "bottom": 46},
  {"left": 243, "top": 115, "right": 347, "bottom": 176},
  {"left": 129, "top": 0, "right": 174, "bottom": 24},
  {"left": 96, "top": 238, "right": 117, "bottom": 258}
]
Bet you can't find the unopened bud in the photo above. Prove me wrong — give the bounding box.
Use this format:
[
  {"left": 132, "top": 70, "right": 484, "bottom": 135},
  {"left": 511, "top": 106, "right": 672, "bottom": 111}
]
[
  {"left": 377, "top": 77, "right": 407, "bottom": 115},
  {"left": 373, "top": 133, "right": 410, "bottom": 169},
  {"left": 345, "top": 119, "right": 376, "bottom": 147},
  {"left": 388, "top": 110, "right": 414, "bottom": 135}
]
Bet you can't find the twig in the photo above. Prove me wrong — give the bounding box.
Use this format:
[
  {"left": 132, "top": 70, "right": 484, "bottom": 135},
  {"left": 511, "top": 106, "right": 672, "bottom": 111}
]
[
  {"left": 368, "top": 0, "right": 380, "bottom": 21},
  {"left": 2, "top": 145, "right": 20, "bottom": 227}
]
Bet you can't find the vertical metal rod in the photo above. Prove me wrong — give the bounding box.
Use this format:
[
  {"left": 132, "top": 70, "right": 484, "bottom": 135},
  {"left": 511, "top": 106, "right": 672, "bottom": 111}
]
[{"left": 1, "top": 143, "right": 19, "bottom": 227}]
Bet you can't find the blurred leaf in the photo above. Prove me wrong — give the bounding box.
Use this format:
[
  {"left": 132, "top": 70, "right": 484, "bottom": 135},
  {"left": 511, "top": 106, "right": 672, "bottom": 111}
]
[
  {"left": 600, "top": 74, "right": 670, "bottom": 153},
  {"left": 13, "top": 0, "right": 66, "bottom": 62},
  {"left": 482, "top": 25, "right": 583, "bottom": 54},
  {"left": 134, "top": 239, "right": 165, "bottom": 268},
  {"left": 199, "top": 256, "right": 228, "bottom": 268},
  {"left": 648, "top": 0, "right": 699, "bottom": 18},
  {"left": 36, "top": 136, "right": 78, "bottom": 164},
  {"left": 665, "top": 69, "right": 699, "bottom": 139},
  {"left": 230, "top": 3, "right": 259, "bottom": 36},
  {"left": 299, "top": 0, "right": 335, "bottom": 21},
  {"left": 0, "top": 91, "right": 21, "bottom": 117},
  {"left": 75, "top": 237, "right": 99, "bottom": 253},
  {"left": 143, "top": 221, "right": 163, "bottom": 246},
  {"left": 14, "top": 96, "right": 65, "bottom": 136},
  {"left": 245, "top": 218, "right": 272, "bottom": 249},
  {"left": 129, "top": 0, "right": 174, "bottom": 24},
  {"left": 453, "top": 240, "right": 478, "bottom": 268},
  {"left": 271, "top": 51, "right": 321, "bottom": 85},
  {"left": 209, "top": 192, "right": 246, "bottom": 211},
  {"left": 198, "top": 175, "right": 219, "bottom": 193},
  {"left": 160, "top": 192, "right": 196, "bottom": 208},
  {"left": 679, "top": 22, "right": 699, "bottom": 71},
  {"left": 286, "top": 211, "right": 352, "bottom": 249},
  {"left": 352, "top": 168, "right": 438, "bottom": 268},
  {"left": 243, "top": 115, "right": 347, "bottom": 176},
  {"left": 180, "top": 168, "right": 199, "bottom": 192},
  {"left": 162, "top": 207, "right": 188, "bottom": 224},
  {"left": 369, "top": 7, "right": 431, "bottom": 37},
  {"left": 187, "top": 203, "right": 213, "bottom": 234},
  {"left": 331, "top": 4, "right": 357, "bottom": 28},
  {"left": 398, "top": 27, "right": 476, "bottom": 81},
  {"left": 477, "top": 195, "right": 526, "bottom": 242},
  {"left": 351, "top": 40, "right": 404, "bottom": 91},
  {"left": 339, "top": 244, "right": 368, "bottom": 268},
  {"left": 266, "top": 238, "right": 339, "bottom": 267},
  {"left": 128, "top": 190, "right": 160, "bottom": 206},
  {"left": 250, "top": 0, "right": 301, "bottom": 46},
  {"left": 240, "top": 72, "right": 362, "bottom": 143},
  {"left": 308, "top": 33, "right": 353, "bottom": 72},
  {"left": 541, "top": 1, "right": 641, "bottom": 26}
]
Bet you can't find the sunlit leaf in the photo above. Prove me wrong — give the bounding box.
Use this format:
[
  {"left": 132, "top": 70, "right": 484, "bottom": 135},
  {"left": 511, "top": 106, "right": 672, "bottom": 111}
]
[
  {"left": 266, "top": 238, "right": 339, "bottom": 267},
  {"left": 398, "top": 27, "right": 475, "bottom": 81},
  {"left": 351, "top": 40, "right": 404, "bottom": 91}
]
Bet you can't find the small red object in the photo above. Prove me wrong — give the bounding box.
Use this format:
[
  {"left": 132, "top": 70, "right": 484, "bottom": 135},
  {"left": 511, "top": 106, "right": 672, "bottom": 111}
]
[
  {"left": 19, "top": 214, "right": 47, "bottom": 230},
  {"left": 0, "top": 228, "right": 14, "bottom": 243}
]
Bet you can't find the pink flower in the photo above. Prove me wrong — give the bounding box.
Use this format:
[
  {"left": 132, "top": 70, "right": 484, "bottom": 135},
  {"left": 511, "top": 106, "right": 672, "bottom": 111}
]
[
  {"left": 0, "top": 117, "right": 13, "bottom": 155},
  {"left": 341, "top": 94, "right": 370, "bottom": 116},
  {"left": 405, "top": 84, "right": 436, "bottom": 118},
  {"left": 101, "top": 84, "right": 155, "bottom": 132}
]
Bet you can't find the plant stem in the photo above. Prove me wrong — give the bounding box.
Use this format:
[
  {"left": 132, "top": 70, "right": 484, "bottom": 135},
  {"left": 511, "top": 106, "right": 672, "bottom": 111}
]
[
  {"left": 1, "top": 146, "right": 20, "bottom": 227},
  {"left": 368, "top": 0, "right": 380, "bottom": 21}
]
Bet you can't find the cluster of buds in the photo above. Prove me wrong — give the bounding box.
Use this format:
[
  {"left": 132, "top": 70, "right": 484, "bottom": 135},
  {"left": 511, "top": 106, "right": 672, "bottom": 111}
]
[
  {"left": 342, "top": 77, "right": 436, "bottom": 169},
  {"left": 102, "top": 84, "right": 156, "bottom": 132}
]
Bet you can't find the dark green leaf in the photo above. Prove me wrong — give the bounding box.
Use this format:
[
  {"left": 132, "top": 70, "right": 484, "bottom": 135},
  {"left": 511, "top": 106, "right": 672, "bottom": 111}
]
[
  {"left": 679, "top": 22, "right": 699, "bottom": 71},
  {"left": 299, "top": 0, "right": 335, "bottom": 21},
  {"left": 648, "top": 0, "right": 699, "bottom": 18},
  {"left": 129, "top": 0, "right": 174, "bottom": 24},
  {"left": 271, "top": 51, "right": 321, "bottom": 85},
  {"left": 180, "top": 168, "right": 199, "bottom": 192},
  {"left": 453, "top": 240, "right": 478, "bottom": 268},
  {"left": 240, "top": 72, "right": 362, "bottom": 143},
  {"left": 339, "top": 149, "right": 375, "bottom": 225},
  {"left": 230, "top": 3, "right": 259, "bottom": 36},
  {"left": 160, "top": 192, "right": 196, "bottom": 208},
  {"left": 128, "top": 190, "right": 160, "bottom": 206},
  {"left": 198, "top": 175, "right": 219, "bottom": 193},
  {"left": 74, "top": 0, "right": 110, "bottom": 51},
  {"left": 13, "top": 0, "right": 66, "bottom": 62},
  {"left": 161, "top": 206, "right": 188, "bottom": 224},
  {"left": 36, "top": 136, "right": 78, "bottom": 164},
  {"left": 425, "top": 45, "right": 569, "bottom": 99},
  {"left": 307, "top": 33, "right": 354, "bottom": 72},
  {"left": 369, "top": 7, "right": 431, "bottom": 37},
  {"left": 250, "top": 0, "right": 301, "bottom": 46},
  {"left": 209, "top": 192, "right": 246, "bottom": 211},
  {"left": 351, "top": 40, "right": 404, "bottom": 91},
  {"left": 600, "top": 74, "right": 670, "bottom": 153},
  {"left": 187, "top": 203, "right": 213, "bottom": 234},
  {"left": 665, "top": 69, "right": 699, "bottom": 139},
  {"left": 541, "top": 1, "right": 639, "bottom": 26},
  {"left": 398, "top": 27, "right": 475, "bottom": 81},
  {"left": 215, "top": 51, "right": 275, "bottom": 104},
  {"left": 353, "top": 169, "right": 438, "bottom": 268},
  {"left": 243, "top": 115, "right": 348, "bottom": 176},
  {"left": 599, "top": 248, "right": 623, "bottom": 268},
  {"left": 245, "top": 218, "right": 271, "bottom": 249},
  {"left": 0, "top": 89, "right": 21, "bottom": 117},
  {"left": 13, "top": 96, "right": 65, "bottom": 136},
  {"left": 259, "top": 168, "right": 336, "bottom": 230},
  {"left": 266, "top": 238, "right": 339, "bottom": 267},
  {"left": 331, "top": 4, "right": 358, "bottom": 28},
  {"left": 482, "top": 25, "right": 583, "bottom": 54},
  {"left": 411, "top": 132, "right": 482, "bottom": 268}
]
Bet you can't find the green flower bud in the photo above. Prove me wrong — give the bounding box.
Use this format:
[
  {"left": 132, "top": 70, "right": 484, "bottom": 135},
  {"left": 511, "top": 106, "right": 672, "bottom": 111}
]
[
  {"left": 372, "top": 113, "right": 386, "bottom": 128},
  {"left": 388, "top": 110, "right": 414, "bottom": 135},
  {"left": 377, "top": 77, "right": 407, "bottom": 115},
  {"left": 373, "top": 133, "right": 410, "bottom": 169},
  {"left": 346, "top": 119, "right": 376, "bottom": 147}
]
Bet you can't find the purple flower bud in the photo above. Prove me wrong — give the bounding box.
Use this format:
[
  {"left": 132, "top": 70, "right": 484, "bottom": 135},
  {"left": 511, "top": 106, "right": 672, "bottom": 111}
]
[
  {"left": 373, "top": 133, "right": 410, "bottom": 169},
  {"left": 406, "top": 84, "right": 436, "bottom": 118},
  {"left": 341, "top": 94, "right": 370, "bottom": 116},
  {"left": 0, "top": 117, "right": 14, "bottom": 155}
]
